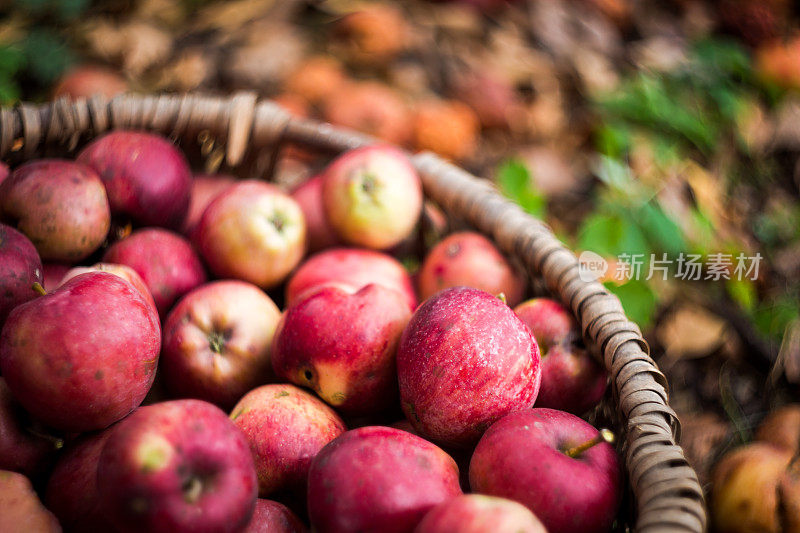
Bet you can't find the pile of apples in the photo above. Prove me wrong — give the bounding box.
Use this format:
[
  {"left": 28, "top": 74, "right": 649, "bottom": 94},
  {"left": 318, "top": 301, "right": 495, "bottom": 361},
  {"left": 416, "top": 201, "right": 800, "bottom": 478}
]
[{"left": 0, "top": 131, "right": 620, "bottom": 533}]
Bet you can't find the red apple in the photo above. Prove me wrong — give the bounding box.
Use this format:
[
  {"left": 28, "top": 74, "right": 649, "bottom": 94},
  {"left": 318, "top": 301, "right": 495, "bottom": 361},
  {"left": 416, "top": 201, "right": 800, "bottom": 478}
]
[
  {"left": 397, "top": 287, "right": 540, "bottom": 447},
  {"left": 756, "top": 404, "right": 800, "bottom": 453},
  {"left": 0, "top": 378, "right": 58, "bottom": 477},
  {"left": 161, "top": 281, "right": 282, "bottom": 409},
  {"left": 286, "top": 248, "right": 416, "bottom": 310},
  {"left": 418, "top": 232, "right": 526, "bottom": 306},
  {"left": 307, "top": 426, "right": 462, "bottom": 533},
  {"left": 416, "top": 494, "right": 547, "bottom": 533},
  {"left": 103, "top": 228, "right": 207, "bottom": 316},
  {"left": 322, "top": 145, "right": 422, "bottom": 250},
  {"left": 45, "top": 428, "right": 115, "bottom": 531},
  {"left": 0, "top": 159, "right": 110, "bottom": 261},
  {"left": 0, "top": 470, "right": 61, "bottom": 532},
  {"left": 60, "top": 262, "right": 157, "bottom": 315},
  {"left": 470, "top": 408, "right": 621, "bottom": 533},
  {"left": 77, "top": 130, "right": 192, "bottom": 229},
  {"left": 514, "top": 298, "right": 607, "bottom": 414},
  {"left": 323, "top": 82, "right": 412, "bottom": 146},
  {"left": 183, "top": 173, "right": 237, "bottom": 238},
  {"left": 42, "top": 263, "right": 71, "bottom": 292},
  {"left": 272, "top": 283, "right": 411, "bottom": 415},
  {"left": 97, "top": 399, "right": 258, "bottom": 533},
  {"left": 0, "top": 224, "right": 42, "bottom": 326},
  {"left": 53, "top": 64, "right": 127, "bottom": 99},
  {"left": 196, "top": 181, "right": 306, "bottom": 289},
  {"left": 230, "top": 384, "right": 346, "bottom": 496},
  {"left": 244, "top": 499, "right": 308, "bottom": 533},
  {"left": 0, "top": 272, "right": 160, "bottom": 431},
  {"left": 291, "top": 175, "right": 340, "bottom": 252}
]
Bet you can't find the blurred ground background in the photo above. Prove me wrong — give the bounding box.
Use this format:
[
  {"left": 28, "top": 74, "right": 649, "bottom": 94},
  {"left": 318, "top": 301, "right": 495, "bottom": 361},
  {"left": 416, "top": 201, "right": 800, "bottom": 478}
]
[{"left": 1, "top": 0, "right": 799, "bottom": 494}]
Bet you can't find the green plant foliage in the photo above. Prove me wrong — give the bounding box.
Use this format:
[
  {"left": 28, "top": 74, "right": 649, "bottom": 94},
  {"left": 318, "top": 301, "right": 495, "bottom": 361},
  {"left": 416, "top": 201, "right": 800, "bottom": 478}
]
[
  {"left": 496, "top": 159, "right": 546, "bottom": 219},
  {"left": 604, "top": 279, "right": 657, "bottom": 328}
]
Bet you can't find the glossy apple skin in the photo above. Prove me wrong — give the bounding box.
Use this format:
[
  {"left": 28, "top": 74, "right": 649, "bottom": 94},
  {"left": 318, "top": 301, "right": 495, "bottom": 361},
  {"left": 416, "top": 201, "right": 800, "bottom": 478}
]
[
  {"left": 307, "top": 426, "right": 462, "bottom": 533},
  {"left": 60, "top": 262, "right": 157, "bottom": 316},
  {"left": 514, "top": 298, "right": 607, "bottom": 415},
  {"left": 0, "top": 159, "right": 110, "bottom": 262},
  {"left": 196, "top": 181, "right": 306, "bottom": 289},
  {"left": 231, "top": 384, "right": 346, "bottom": 496},
  {"left": 244, "top": 499, "right": 308, "bottom": 533},
  {"left": 45, "top": 428, "right": 115, "bottom": 532},
  {"left": 416, "top": 494, "right": 547, "bottom": 533},
  {"left": 78, "top": 130, "right": 192, "bottom": 229},
  {"left": 0, "top": 224, "right": 42, "bottom": 326},
  {"left": 161, "top": 281, "right": 282, "bottom": 409},
  {"left": 182, "top": 173, "right": 237, "bottom": 238},
  {"left": 286, "top": 248, "right": 416, "bottom": 310},
  {"left": 0, "top": 378, "right": 56, "bottom": 477},
  {"left": 103, "top": 228, "right": 207, "bottom": 316},
  {"left": 0, "top": 470, "right": 61, "bottom": 533},
  {"left": 470, "top": 408, "right": 621, "bottom": 533},
  {"left": 0, "top": 272, "right": 160, "bottom": 432},
  {"left": 397, "top": 287, "right": 540, "bottom": 447},
  {"left": 273, "top": 283, "right": 412, "bottom": 415},
  {"left": 322, "top": 145, "right": 422, "bottom": 250},
  {"left": 97, "top": 399, "right": 258, "bottom": 533},
  {"left": 418, "top": 232, "right": 526, "bottom": 306},
  {"left": 291, "top": 175, "right": 340, "bottom": 252}
]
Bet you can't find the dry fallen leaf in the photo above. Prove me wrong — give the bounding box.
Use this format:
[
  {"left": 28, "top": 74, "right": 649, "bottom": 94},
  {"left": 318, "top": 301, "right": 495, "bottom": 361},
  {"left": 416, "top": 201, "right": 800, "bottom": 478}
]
[{"left": 658, "top": 304, "right": 731, "bottom": 359}]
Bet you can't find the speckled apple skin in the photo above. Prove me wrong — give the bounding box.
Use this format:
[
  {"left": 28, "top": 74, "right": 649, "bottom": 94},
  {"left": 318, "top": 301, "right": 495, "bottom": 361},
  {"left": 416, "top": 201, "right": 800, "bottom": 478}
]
[
  {"left": 272, "top": 283, "right": 411, "bottom": 415},
  {"left": 0, "top": 272, "right": 160, "bottom": 432},
  {"left": 469, "top": 408, "right": 621, "bottom": 533},
  {"left": 397, "top": 287, "right": 540, "bottom": 447},
  {"left": 243, "top": 499, "right": 307, "bottom": 533},
  {"left": 0, "top": 224, "right": 42, "bottom": 326},
  {"left": 416, "top": 494, "right": 547, "bottom": 533},
  {"left": 77, "top": 130, "right": 192, "bottom": 229},
  {"left": 231, "top": 384, "right": 346, "bottom": 496},
  {"left": 97, "top": 399, "right": 257, "bottom": 533},
  {"left": 307, "top": 426, "right": 462, "bottom": 533}
]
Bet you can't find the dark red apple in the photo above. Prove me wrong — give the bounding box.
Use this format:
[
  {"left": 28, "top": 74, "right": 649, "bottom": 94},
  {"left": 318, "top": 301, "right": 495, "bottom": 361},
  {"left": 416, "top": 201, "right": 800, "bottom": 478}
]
[
  {"left": 161, "top": 280, "right": 282, "bottom": 409},
  {"left": 196, "top": 181, "right": 306, "bottom": 289},
  {"left": 291, "top": 175, "right": 340, "bottom": 252},
  {"left": 307, "top": 426, "right": 461, "bottom": 533},
  {"left": 470, "top": 408, "right": 621, "bottom": 533},
  {"left": 416, "top": 494, "right": 547, "bottom": 533},
  {"left": 60, "top": 262, "right": 157, "bottom": 316},
  {"left": 97, "top": 399, "right": 258, "bottom": 533},
  {"left": 322, "top": 145, "right": 422, "bottom": 250},
  {"left": 0, "top": 470, "right": 61, "bottom": 532},
  {"left": 0, "top": 271, "right": 160, "bottom": 432},
  {"left": 0, "top": 159, "right": 110, "bottom": 261},
  {"left": 244, "top": 499, "right": 307, "bottom": 533},
  {"left": 286, "top": 248, "right": 416, "bottom": 310},
  {"left": 182, "top": 173, "right": 237, "bottom": 238},
  {"left": 230, "top": 384, "right": 346, "bottom": 496},
  {"left": 42, "top": 263, "right": 71, "bottom": 292},
  {"left": 77, "top": 130, "right": 192, "bottom": 229},
  {"left": 103, "top": 228, "right": 207, "bottom": 316},
  {"left": 272, "top": 283, "right": 411, "bottom": 415},
  {"left": 0, "top": 378, "right": 58, "bottom": 477},
  {"left": 417, "top": 232, "right": 526, "bottom": 306},
  {"left": 0, "top": 224, "right": 42, "bottom": 326},
  {"left": 514, "top": 298, "right": 607, "bottom": 414},
  {"left": 397, "top": 287, "right": 540, "bottom": 447},
  {"left": 45, "top": 428, "right": 115, "bottom": 532}
]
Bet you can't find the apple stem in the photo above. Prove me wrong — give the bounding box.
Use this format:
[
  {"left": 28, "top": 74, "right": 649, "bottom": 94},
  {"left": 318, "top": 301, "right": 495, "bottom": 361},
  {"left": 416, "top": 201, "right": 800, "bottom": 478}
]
[
  {"left": 31, "top": 282, "right": 47, "bottom": 296},
  {"left": 26, "top": 427, "right": 63, "bottom": 450},
  {"left": 564, "top": 429, "right": 615, "bottom": 458},
  {"left": 496, "top": 292, "right": 507, "bottom": 304}
]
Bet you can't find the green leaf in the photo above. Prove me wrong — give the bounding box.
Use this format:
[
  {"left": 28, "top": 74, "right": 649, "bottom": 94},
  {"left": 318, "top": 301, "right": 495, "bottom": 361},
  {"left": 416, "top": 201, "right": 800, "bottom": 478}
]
[
  {"left": 634, "top": 202, "right": 686, "bottom": 255},
  {"left": 497, "top": 159, "right": 546, "bottom": 219},
  {"left": 22, "top": 30, "right": 74, "bottom": 84},
  {"left": 0, "top": 46, "right": 25, "bottom": 75},
  {"left": 603, "top": 279, "right": 657, "bottom": 328},
  {"left": 753, "top": 297, "right": 800, "bottom": 342},
  {"left": 577, "top": 212, "right": 649, "bottom": 258},
  {"left": 726, "top": 278, "right": 756, "bottom": 311}
]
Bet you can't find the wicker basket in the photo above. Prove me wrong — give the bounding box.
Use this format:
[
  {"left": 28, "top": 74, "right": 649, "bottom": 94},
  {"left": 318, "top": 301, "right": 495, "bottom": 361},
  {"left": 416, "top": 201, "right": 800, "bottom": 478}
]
[{"left": 0, "top": 92, "right": 707, "bottom": 532}]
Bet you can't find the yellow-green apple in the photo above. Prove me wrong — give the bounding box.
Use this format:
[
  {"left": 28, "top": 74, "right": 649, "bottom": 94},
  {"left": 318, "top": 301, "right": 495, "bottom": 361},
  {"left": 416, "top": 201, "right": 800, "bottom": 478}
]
[
  {"left": 307, "top": 426, "right": 461, "bottom": 532},
  {"left": 469, "top": 408, "right": 621, "bottom": 533},
  {"left": 244, "top": 499, "right": 308, "bottom": 533},
  {"left": 514, "top": 298, "right": 607, "bottom": 414},
  {"left": 103, "top": 228, "right": 207, "bottom": 316},
  {"left": 286, "top": 248, "right": 416, "bottom": 310},
  {"left": 77, "top": 131, "right": 192, "bottom": 229},
  {"left": 230, "top": 384, "right": 346, "bottom": 496},
  {"left": 322, "top": 145, "right": 422, "bottom": 250},
  {"left": 0, "top": 160, "right": 110, "bottom": 261},
  {"left": 0, "top": 378, "right": 58, "bottom": 477},
  {"left": 97, "top": 399, "right": 258, "bottom": 533},
  {"left": 182, "top": 173, "right": 237, "bottom": 238},
  {"left": 0, "top": 271, "right": 160, "bottom": 431},
  {"left": 291, "top": 175, "right": 340, "bottom": 252},
  {"left": 45, "top": 428, "right": 115, "bottom": 532},
  {"left": 0, "top": 224, "right": 42, "bottom": 326},
  {"left": 272, "top": 283, "right": 412, "bottom": 415},
  {"left": 161, "top": 281, "right": 282, "bottom": 409},
  {"left": 417, "top": 232, "right": 526, "bottom": 306},
  {"left": 397, "top": 287, "right": 540, "bottom": 447},
  {"left": 60, "top": 262, "right": 157, "bottom": 315},
  {"left": 0, "top": 470, "right": 61, "bottom": 533},
  {"left": 416, "top": 494, "right": 547, "bottom": 533},
  {"left": 196, "top": 181, "right": 306, "bottom": 289}
]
